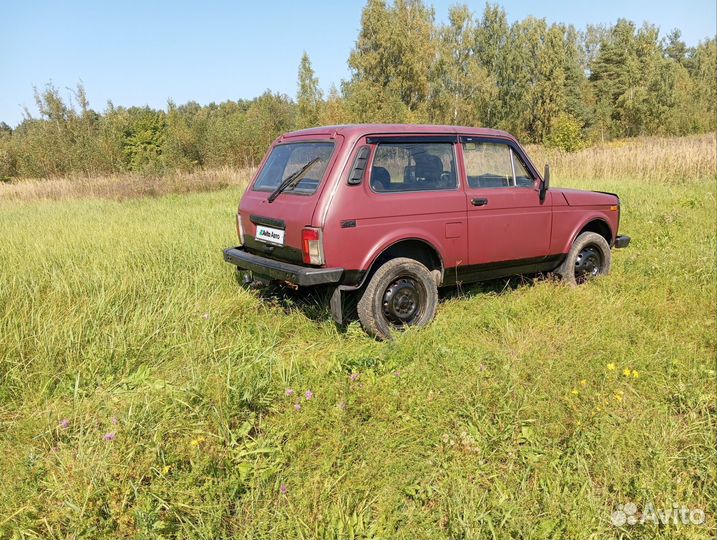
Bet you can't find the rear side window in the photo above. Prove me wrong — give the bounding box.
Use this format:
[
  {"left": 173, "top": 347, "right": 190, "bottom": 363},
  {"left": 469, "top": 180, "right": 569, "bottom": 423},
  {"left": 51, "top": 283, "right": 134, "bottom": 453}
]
[
  {"left": 370, "top": 142, "right": 457, "bottom": 193},
  {"left": 253, "top": 142, "right": 335, "bottom": 195},
  {"left": 463, "top": 142, "right": 534, "bottom": 189}
]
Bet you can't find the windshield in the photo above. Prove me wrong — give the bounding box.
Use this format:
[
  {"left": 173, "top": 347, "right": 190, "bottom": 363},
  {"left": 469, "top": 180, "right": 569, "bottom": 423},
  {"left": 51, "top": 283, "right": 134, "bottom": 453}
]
[{"left": 253, "top": 142, "right": 335, "bottom": 195}]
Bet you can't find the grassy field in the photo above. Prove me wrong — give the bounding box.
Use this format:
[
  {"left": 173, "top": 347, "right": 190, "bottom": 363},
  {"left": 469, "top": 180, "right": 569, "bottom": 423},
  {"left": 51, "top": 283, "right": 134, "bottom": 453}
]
[{"left": 0, "top": 135, "right": 715, "bottom": 539}]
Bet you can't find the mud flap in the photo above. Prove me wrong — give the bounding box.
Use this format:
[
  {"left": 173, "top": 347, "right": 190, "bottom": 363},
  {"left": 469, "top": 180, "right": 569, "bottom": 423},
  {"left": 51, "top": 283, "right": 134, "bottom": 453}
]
[{"left": 329, "top": 286, "right": 343, "bottom": 325}]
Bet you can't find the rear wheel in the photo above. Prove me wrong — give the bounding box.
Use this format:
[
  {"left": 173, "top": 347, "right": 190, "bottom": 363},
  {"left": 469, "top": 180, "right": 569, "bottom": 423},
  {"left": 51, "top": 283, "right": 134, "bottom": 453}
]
[
  {"left": 555, "top": 231, "right": 612, "bottom": 285},
  {"left": 357, "top": 257, "right": 438, "bottom": 340}
]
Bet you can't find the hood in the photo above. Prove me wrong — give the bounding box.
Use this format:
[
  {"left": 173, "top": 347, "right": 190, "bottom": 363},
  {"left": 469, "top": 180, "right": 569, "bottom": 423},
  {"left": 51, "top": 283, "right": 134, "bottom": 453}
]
[{"left": 554, "top": 188, "right": 619, "bottom": 207}]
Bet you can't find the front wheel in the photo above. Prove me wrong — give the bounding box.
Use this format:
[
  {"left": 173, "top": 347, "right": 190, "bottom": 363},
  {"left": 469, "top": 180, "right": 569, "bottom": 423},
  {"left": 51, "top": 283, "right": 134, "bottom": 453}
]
[
  {"left": 357, "top": 257, "right": 438, "bottom": 340},
  {"left": 555, "top": 231, "right": 612, "bottom": 285}
]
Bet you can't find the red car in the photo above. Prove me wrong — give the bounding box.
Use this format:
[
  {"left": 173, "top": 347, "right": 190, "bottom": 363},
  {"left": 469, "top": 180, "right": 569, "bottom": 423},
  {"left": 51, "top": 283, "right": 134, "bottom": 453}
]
[{"left": 224, "top": 124, "right": 630, "bottom": 340}]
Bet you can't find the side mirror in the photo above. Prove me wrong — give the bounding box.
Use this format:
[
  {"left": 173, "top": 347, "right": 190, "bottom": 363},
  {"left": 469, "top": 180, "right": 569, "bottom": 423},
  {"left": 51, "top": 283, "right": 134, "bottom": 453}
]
[{"left": 540, "top": 163, "right": 550, "bottom": 202}]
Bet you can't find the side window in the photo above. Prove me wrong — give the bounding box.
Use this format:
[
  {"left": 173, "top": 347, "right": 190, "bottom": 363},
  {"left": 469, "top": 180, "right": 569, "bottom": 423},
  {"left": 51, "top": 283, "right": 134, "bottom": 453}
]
[
  {"left": 370, "top": 142, "right": 457, "bottom": 192},
  {"left": 512, "top": 153, "right": 534, "bottom": 188},
  {"left": 463, "top": 142, "right": 534, "bottom": 189}
]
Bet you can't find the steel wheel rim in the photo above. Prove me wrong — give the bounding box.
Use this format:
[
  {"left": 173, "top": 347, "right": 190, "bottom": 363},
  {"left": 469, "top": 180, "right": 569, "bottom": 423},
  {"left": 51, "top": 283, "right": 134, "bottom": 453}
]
[
  {"left": 574, "top": 245, "right": 603, "bottom": 283},
  {"left": 382, "top": 276, "right": 426, "bottom": 326}
]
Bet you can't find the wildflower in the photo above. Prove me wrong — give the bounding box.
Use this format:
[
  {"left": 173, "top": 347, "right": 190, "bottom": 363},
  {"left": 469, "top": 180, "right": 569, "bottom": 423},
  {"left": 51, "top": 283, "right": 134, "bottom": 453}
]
[
  {"left": 280, "top": 483, "right": 288, "bottom": 495},
  {"left": 305, "top": 390, "right": 313, "bottom": 400},
  {"left": 190, "top": 436, "right": 206, "bottom": 447},
  {"left": 285, "top": 388, "right": 295, "bottom": 397},
  {"left": 579, "top": 379, "right": 587, "bottom": 387},
  {"left": 614, "top": 393, "right": 623, "bottom": 402},
  {"left": 111, "top": 416, "right": 119, "bottom": 425},
  {"left": 162, "top": 465, "right": 171, "bottom": 475},
  {"left": 103, "top": 432, "right": 116, "bottom": 441},
  {"left": 632, "top": 370, "right": 639, "bottom": 378},
  {"left": 607, "top": 363, "right": 616, "bottom": 371},
  {"left": 571, "top": 389, "right": 579, "bottom": 395},
  {"left": 393, "top": 370, "right": 401, "bottom": 377},
  {"left": 202, "top": 312, "right": 210, "bottom": 320},
  {"left": 59, "top": 419, "right": 70, "bottom": 429},
  {"left": 350, "top": 373, "right": 360, "bottom": 382},
  {"left": 623, "top": 368, "right": 632, "bottom": 377},
  {"left": 294, "top": 403, "right": 301, "bottom": 411}
]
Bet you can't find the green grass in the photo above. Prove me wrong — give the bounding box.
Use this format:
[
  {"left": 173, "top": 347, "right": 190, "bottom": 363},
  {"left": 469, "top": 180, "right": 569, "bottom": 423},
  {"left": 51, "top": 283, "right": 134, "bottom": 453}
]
[{"left": 1, "top": 173, "right": 715, "bottom": 539}]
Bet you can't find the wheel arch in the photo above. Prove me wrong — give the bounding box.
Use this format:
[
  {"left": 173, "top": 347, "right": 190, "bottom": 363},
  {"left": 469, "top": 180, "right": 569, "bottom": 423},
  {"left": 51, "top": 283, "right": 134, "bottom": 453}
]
[
  {"left": 562, "top": 216, "right": 614, "bottom": 253},
  {"left": 355, "top": 237, "right": 445, "bottom": 290}
]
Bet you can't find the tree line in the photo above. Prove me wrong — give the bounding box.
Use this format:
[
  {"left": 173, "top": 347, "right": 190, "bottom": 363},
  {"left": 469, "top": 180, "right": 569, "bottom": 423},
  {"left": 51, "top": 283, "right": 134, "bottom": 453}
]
[{"left": 1, "top": 0, "right": 715, "bottom": 179}]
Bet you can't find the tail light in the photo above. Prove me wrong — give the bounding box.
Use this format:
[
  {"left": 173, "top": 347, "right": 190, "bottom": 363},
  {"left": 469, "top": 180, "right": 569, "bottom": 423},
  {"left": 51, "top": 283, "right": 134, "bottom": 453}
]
[
  {"left": 236, "top": 211, "right": 245, "bottom": 245},
  {"left": 301, "top": 227, "right": 324, "bottom": 265}
]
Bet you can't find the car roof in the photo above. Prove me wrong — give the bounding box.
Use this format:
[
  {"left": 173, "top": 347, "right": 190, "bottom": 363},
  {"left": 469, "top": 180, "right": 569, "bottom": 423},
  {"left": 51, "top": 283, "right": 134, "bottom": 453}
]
[{"left": 280, "top": 123, "right": 516, "bottom": 142}]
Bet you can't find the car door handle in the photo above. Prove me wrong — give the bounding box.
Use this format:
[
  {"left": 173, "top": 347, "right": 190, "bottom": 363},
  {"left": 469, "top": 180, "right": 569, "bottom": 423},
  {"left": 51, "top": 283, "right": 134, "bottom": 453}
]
[{"left": 471, "top": 198, "right": 488, "bottom": 207}]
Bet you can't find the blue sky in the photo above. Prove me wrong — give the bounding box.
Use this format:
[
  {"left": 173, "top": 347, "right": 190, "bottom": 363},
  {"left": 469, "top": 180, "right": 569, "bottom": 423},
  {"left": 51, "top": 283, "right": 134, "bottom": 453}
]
[{"left": 2, "top": 0, "right": 715, "bottom": 126}]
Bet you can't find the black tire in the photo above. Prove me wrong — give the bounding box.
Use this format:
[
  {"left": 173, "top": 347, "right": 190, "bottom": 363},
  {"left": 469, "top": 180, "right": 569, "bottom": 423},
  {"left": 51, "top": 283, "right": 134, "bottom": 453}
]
[
  {"left": 555, "top": 231, "right": 612, "bottom": 285},
  {"left": 357, "top": 257, "right": 438, "bottom": 340}
]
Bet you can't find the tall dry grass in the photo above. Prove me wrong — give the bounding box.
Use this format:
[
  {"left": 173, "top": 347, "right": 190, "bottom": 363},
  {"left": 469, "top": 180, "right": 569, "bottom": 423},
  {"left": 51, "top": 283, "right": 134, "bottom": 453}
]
[
  {"left": 1, "top": 134, "right": 714, "bottom": 204},
  {"left": 527, "top": 133, "right": 716, "bottom": 183},
  {"left": 0, "top": 167, "right": 254, "bottom": 203}
]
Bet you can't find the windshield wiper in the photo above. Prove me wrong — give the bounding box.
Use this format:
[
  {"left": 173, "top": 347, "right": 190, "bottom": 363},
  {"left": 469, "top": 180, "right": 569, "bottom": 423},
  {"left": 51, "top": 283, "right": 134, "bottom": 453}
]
[{"left": 267, "top": 157, "right": 320, "bottom": 203}]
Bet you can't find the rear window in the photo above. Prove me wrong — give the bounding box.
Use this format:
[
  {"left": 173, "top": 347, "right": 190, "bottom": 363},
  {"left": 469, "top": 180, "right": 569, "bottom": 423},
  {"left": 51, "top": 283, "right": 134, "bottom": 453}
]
[{"left": 252, "top": 142, "right": 335, "bottom": 195}]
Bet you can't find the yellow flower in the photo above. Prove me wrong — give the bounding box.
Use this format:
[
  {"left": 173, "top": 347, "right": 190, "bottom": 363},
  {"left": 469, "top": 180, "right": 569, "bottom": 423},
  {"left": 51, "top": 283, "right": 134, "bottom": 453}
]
[
  {"left": 190, "top": 436, "right": 206, "bottom": 447},
  {"left": 632, "top": 370, "right": 639, "bottom": 378},
  {"left": 614, "top": 393, "right": 623, "bottom": 402},
  {"left": 571, "top": 389, "right": 579, "bottom": 396},
  {"left": 162, "top": 465, "right": 171, "bottom": 475},
  {"left": 623, "top": 368, "right": 632, "bottom": 377},
  {"left": 579, "top": 379, "right": 588, "bottom": 387},
  {"left": 607, "top": 363, "right": 616, "bottom": 371}
]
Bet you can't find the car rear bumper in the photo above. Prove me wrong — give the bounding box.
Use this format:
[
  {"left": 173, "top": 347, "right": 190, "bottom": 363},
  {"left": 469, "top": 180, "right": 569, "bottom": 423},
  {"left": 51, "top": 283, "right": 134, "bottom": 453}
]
[
  {"left": 223, "top": 246, "right": 343, "bottom": 286},
  {"left": 614, "top": 235, "right": 631, "bottom": 248}
]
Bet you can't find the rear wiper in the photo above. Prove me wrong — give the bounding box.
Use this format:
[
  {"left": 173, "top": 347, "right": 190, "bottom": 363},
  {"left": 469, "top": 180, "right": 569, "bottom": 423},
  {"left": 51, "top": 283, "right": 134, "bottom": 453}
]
[{"left": 268, "top": 157, "right": 320, "bottom": 203}]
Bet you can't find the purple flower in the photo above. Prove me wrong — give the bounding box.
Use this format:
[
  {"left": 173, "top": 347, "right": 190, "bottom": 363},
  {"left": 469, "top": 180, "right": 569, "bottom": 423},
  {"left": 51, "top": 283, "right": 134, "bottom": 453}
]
[
  {"left": 103, "top": 432, "right": 116, "bottom": 441},
  {"left": 350, "top": 373, "right": 360, "bottom": 382},
  {"left": 294, "top": 403, "right": 302, "bottom": 411},
  {"left": 393, "top": 371, "right": 401, "bottom": 377},
  {"left": 280, "top": 483, "right": 288, "bottom": 495},
  {"left": 111, "top": 416, "right": 119, "bottom": 425},
  {"left": 59, "top": 419, "right": 70, "bottom": 429},
  {"left": 285, "top": 388, "right": 295, "bottom": 397},
  {"left": 305, "top": 390, "right": 313, "bottom": 400}
]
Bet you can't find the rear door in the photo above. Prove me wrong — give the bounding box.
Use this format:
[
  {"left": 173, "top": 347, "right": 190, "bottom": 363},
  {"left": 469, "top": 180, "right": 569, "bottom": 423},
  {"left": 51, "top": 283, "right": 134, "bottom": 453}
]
[
  {"left": 239, "top": 138, "right": 339, "bottom": 264},
  {"left": 461, "top": 138, "right": 551, "bottom": 266}
]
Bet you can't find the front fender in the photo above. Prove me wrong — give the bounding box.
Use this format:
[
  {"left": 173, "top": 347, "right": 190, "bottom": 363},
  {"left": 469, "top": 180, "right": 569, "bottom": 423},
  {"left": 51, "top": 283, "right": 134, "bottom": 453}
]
[{"left": 559, "top": 213, "right": 615, "bottom": 254}]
